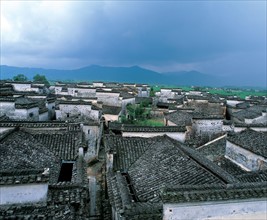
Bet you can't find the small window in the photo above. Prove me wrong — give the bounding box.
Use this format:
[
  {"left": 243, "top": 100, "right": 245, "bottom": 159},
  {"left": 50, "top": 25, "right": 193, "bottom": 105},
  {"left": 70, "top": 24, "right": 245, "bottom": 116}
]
[
  {"left": 88, "top": 129, "right": 91, "bottom": 134},
  {"left": 58, "top": 162, "right": 74, "bottom": 182},
  {"left": 29, "top": 113, "right": 34, "bottom": 117},
  {"left": 66, "top": 113, "right": 70, "bottom": 118}
]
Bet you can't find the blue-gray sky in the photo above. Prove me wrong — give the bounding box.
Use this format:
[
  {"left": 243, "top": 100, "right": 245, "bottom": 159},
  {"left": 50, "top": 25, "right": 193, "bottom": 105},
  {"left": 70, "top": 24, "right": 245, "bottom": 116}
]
[{"left": 1, "top": 1, "right": 266, "bottom": 86}]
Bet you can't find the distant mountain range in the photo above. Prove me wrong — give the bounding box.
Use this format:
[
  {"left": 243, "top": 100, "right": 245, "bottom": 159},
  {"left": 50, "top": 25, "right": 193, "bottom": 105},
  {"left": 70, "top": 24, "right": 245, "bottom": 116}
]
[{"left": 0, "top": 64, "right": 243, "bottom": 87}]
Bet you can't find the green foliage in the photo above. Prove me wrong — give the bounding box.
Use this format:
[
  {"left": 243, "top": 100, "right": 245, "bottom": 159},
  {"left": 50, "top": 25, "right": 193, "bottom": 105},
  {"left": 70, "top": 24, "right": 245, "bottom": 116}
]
[
  {"left": 125, "top": 102, "right": 151, "bottom": 123},
  {"left": 205, "top": 88, "right": 266, "bottom": 99},
  {"left": 13, "top": 74, "right": 28, "bottom": 82},
  {"left": 33, "top": 74, "right": 50, "bottom": 86}
]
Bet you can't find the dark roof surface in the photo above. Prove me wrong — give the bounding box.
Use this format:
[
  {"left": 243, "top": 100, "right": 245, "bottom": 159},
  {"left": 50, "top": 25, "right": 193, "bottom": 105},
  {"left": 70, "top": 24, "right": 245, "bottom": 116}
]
[
  {"left": 102, "top": 105, "right": 122, "bottom": 115},
  {"left": 0, "top": 129, "right": 61, "bottom": 183},
  {"left": 0, "top": 169, "right": 49, "bottom": 185},
  {"left": 164, "top": 110, "right": 192, "bottom": 126},
  {"left": 161, "top": 182, "right": 267, "bottom": 203},
  {"left": 106, "top": 171, "right": 162, "bottom": 220},
  {"left": 0, "top": 184, "right": 89, "bottom": 219},
  {"left": 104, "top": 135, "right": 154, "bottom": 171},
  {"left": 106, "top": 135, "right": 228, "bottom": 203},
  {"left": 122, "top": 125, "right": 186, "bottom": 132},
  {"left": 227, "top": 129, "right": 267, "bottom": 157},
  {"left": 232, "top": 105, "right": 267, "bottom": 121},
  {"left": 31, "top": 129, "right": 82, "bottom": 161}
]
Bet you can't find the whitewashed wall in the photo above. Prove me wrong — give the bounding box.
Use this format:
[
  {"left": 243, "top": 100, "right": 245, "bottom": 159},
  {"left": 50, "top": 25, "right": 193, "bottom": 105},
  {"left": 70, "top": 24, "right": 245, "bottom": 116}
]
[
  {"left": 12, "top": 83, "right": 31, "bottom": 92},
  {"left": 83, "top": 124, "right": 101, "bottom": 160},
  {"left": 39, "top": 111, "right": 49, "bottom": 121},
  {"left": 225, "top": 141, "right": 267, "bottom": 171},
  {"left": 56, "top": 104, "right": 99, "bottom": 121},
  {"left": 163, "top": 199, "right": 267, "bottom": 220},
  {"left": 96, "top": 92, "right": 121, "bottom": 106},
  {"left": 0, "top": 102, "right": 15, "bottom": 116},
  {"left": 0, "top": 183, "right": 48, "bottom": 205},
  {"left": 192, "top": 119, "right": 223, "bottom": 135}
]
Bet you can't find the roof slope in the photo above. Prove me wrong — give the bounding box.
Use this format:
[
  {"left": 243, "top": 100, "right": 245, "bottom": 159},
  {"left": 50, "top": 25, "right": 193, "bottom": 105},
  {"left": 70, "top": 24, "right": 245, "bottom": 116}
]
[
  {"left": 127, "top": 136, "right": 225, "bottom": 202},
  {"left": 0, "top": 129, "right": 60, "bottom": 183},
  {"left": 104, "top": 135, "right": 155, "bottom": 171},
  {"left": 31, "top": 130, "right": 82, "bottom": 160}
]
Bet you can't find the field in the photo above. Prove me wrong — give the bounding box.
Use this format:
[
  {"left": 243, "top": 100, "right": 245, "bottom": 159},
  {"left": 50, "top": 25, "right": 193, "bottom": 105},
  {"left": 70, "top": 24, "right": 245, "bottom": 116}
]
[{"left": 151, "top": 85, "right": 266, "bottom": 99}]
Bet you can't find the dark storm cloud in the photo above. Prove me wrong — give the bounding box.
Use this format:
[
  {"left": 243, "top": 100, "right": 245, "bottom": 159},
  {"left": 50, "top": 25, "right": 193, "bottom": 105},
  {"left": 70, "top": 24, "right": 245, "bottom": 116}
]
[{"left": 1, "top": 1, "right": 266, "bottom": 85}]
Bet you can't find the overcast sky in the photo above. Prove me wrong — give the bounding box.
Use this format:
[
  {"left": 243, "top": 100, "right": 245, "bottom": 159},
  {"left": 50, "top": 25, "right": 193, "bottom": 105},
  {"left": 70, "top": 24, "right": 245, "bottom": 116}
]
[{"left": 1, "top": 1, "right": 266, "bottom": 84}]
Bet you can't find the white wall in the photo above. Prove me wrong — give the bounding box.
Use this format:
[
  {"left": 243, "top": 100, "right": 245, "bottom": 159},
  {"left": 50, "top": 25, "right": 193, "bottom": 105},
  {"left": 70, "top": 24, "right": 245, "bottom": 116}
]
[
  {"left": 103, "top": 114, "right": 119, "bottom": 125},
  {"left": 0, "top": 127, "right": 14, "bottom": 134},
  {"left": 96, "top": 92, "right": 121, "bottom": 106},
  {"left": 226, "top": 100, "right": 243, "bottom": 107},
  {"left": 225, "top": 141, "right": 267, "bottom": 171},
  {"left": 39, "top": 111, "right": 49, "bottom": 121},
  {"left": 192, "top": 119, "right": 223, "bottom": 135},
  {"left": 83, "top": 124, "right": 101, "bottom": 160},
  {"left": 0, "top": 102, "right": 15, "bottom": 116},
  {"left": 163, "top": 199, "right": 267, "bottom": 220},
  {"left": 12, "top": 83, "right": 31, "bottom": 92},
  {"left": 0, "top": 183, "right": 48, "bottom": 205},
  {"left": 69, "top": 87, "right": 96, "bottom": 97},
  {"left": 57, "top": 104, "right": 99, "bottom": 121}
]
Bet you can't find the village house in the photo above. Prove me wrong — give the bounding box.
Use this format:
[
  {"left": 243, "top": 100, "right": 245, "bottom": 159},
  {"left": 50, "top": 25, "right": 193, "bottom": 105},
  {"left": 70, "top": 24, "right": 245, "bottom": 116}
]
[
  {"left": 55, "top": 99, "right": 101, "bottom": 121},
  {"left": 136, "top": 84, "right": 151, "bottom": 97},
  {"left": 109, "top": 123, "right": 187, "bottom": 143},
  {"left": 96, "top": 89, "right": 121, "bottom": 106},
  {"left": 155, "top": 88, "right": 183, "bottom": 103},
  {"left": 225, "top": 129, "right": 267, "bottom": 171},
  {"left": 2, "top": 81, "right": 49, "bottom": 94},
  {"left": 162, "top": 183, "right": 267, "bottom": 220},
  {"left": 231, "top": 105, "right": 267, "bottom": 125},
  {"left": 1, "top": 79, "right": 266, "bottom": 219},
  {"left": 104, "top": 132, "right": 267, "bottom": 219},
  {"left": 0, "top": 122, "right": 89, "bottom": 218}
]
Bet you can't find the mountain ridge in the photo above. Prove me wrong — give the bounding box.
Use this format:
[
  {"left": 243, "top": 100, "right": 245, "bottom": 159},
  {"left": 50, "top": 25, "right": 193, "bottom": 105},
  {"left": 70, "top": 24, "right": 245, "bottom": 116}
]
[{"left": 0, "top": 64, "right": 243, "bottom": 87}]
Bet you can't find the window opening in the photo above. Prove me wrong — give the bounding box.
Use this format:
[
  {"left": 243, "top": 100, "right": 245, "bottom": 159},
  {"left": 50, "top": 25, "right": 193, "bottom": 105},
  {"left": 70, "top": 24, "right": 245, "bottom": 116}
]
[{"left": 58, "top": 161, "right": 74, "bottom": 182}]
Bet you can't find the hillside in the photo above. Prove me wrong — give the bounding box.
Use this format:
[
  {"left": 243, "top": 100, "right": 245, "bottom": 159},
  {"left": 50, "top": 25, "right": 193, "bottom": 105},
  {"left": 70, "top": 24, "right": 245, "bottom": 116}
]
[{"left": 1, "top": 64, "right": 223, "bottom": 86}]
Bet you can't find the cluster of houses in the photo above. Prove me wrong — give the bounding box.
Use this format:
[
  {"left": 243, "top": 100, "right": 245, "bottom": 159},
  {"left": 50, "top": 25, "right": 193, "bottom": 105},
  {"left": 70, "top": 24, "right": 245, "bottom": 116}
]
[{"left": 0, "top": 79, "right": 266, "bottom": 219}]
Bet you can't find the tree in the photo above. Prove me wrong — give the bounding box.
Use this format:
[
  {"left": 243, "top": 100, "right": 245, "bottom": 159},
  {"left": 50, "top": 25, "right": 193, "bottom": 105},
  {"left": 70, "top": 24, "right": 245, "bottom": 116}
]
[
  {"left": 13, "top": 74, "right": 28, "bottom": 82},
  {"left": 126, "top": 103, "right": 151, "bottom": 122},
  {"left": 33, "top": 74, "right": 50, "bottom": 86}
]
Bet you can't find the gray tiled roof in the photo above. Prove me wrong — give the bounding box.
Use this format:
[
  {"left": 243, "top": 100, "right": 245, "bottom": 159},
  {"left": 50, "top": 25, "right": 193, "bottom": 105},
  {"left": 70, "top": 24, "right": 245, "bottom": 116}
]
[
  {"left": 227, "top": 129, "right": 267, "bottom": 158},
  {"left": 0, "top": 129, "right": 59, "bottom": 170},
  {"left": 164, "top": 110, "right": 192, "bottom": 126},
  {"left": 106, "top": 171, "right": 162, "bottom": 220},
  {"left": 121, "top": 125, "right": 186, "bottom": 132},
  {"left": 0, "top": 169, "right": 49, "bottom": 185},
  {"left": 197, "top": 136, "right": 226, "bottom": 160},
  {"left": 237, "top": 170, "right": 267, "bottom": 183},
  {"left": 161, "top": 182, "right": 267, "bottom": 203},
  {"left": 31, "top": 130, "right": 82, "bottom": 161},
  {"left": 0, "top": 184, "right": 89, "bottom": 219},
  {"left": 102, "top": 105, "right": 122, "bottom": 115},
  {"left": 232, "top": 105, "right": 267, "bottom": 121},
  {"left": 0, "top": 129, "right": 61, "bottom": 183},
  {"left": 126, "top": 136, "right": 228, "bottom": 202},
  {"left": 104, "top": 135, "right": 155, "bottom": 171}
]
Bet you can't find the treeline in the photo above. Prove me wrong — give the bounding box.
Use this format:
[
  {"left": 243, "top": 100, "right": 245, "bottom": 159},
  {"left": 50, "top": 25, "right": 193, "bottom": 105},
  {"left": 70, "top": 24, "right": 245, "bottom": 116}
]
[{"left": 12, "top": 74, "right": 50, "bottom": 86}]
